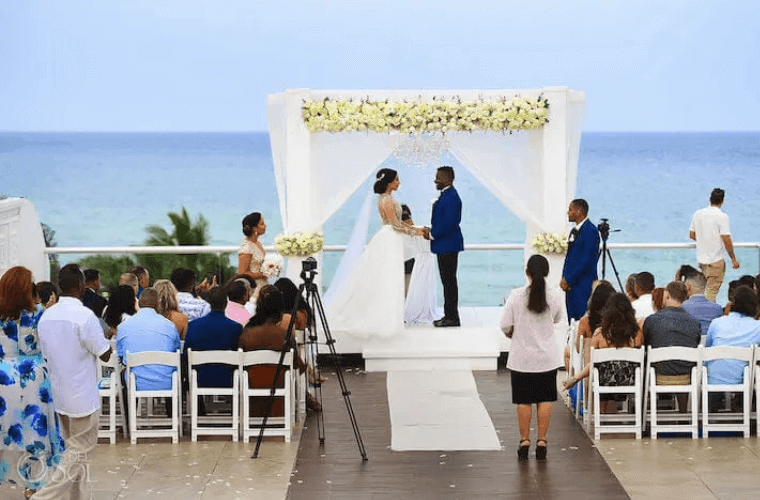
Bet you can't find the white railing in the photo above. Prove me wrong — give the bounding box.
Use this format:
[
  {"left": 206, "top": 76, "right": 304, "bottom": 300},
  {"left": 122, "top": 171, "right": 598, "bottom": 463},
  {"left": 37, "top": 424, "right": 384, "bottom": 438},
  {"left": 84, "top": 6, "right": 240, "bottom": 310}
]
[{"left": 45, "top": 241, "right": 760, "bottom": 255}]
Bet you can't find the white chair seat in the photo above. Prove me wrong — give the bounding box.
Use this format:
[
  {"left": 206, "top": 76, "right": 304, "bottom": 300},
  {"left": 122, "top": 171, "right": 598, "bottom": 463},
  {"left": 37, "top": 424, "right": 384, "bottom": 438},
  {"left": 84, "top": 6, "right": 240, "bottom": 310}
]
[
  {"left": 240, "top": 350, "right": 294, "bottom": 443},
  {"left": 126, "top": 350, "right": 182, "bottom": 444},
  {"left": 701, "top": 345, "right": 754, "bottom": 438},
  {"left": 188, "top": 348, "right": 241, "bottom": 442},
  {"left": 645, "top": 346, "right": 701, "bottom": 439},
  {"left": 98, "top": 352, "right": 126, "bottom": 444},
  {"left": 589, "top": 346, "right": 645, "bottom": 441}
]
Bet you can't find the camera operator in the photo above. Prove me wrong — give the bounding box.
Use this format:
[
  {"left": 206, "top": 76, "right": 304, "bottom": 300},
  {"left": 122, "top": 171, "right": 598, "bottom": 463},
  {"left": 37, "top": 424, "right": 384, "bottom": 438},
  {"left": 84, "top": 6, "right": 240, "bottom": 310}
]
[{"left": 560, "top": 199, "right": 601, "bottom": 321}]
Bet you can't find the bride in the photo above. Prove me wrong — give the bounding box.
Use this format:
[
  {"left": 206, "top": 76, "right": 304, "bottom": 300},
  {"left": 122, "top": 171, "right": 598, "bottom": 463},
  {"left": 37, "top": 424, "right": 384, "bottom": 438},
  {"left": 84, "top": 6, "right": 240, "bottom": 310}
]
[{"left": 326, "top": 168, "right": 425, "bottom": 339}]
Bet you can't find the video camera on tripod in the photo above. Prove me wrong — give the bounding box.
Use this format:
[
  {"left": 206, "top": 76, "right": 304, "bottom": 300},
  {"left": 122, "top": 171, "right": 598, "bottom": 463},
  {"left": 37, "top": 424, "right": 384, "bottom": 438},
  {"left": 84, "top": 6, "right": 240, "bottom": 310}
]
[{"left": 597, "top": 217, "right": 623, "bottom": 290}]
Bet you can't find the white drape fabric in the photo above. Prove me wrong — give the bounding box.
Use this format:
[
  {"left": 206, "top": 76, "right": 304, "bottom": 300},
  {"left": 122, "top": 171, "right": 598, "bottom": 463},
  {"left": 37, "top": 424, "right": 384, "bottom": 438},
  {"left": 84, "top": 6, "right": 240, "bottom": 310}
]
[
  {"left": 447, "top": 130, "right": 546, "bottom": 231},
  {"left": 323, "top": 189, "right": 374, "bottom": 306}
]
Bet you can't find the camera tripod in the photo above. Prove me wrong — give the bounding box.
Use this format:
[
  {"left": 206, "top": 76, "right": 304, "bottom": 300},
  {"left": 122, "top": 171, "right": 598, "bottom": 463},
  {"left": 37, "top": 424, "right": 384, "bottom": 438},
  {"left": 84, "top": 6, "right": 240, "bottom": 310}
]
[
  {"left": 252, "top": 258, "right": 368, "bottom": 461},
  {"left": 597, "top": 218, "right": 624, "bottom": 291}
]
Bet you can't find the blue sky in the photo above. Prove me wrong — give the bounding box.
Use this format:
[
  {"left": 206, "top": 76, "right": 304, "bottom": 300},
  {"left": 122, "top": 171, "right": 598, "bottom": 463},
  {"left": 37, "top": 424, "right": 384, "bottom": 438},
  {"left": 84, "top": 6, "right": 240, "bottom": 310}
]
[{"left": 1, "top": 0, "right": 758, "bottom": 132}]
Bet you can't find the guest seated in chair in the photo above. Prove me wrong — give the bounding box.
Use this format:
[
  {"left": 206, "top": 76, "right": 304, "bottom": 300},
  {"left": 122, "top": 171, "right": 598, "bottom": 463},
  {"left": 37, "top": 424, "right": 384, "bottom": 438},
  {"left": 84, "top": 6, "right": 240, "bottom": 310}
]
[
  {"left": 225, "top": 277, "right": 253, "bottom": 326},
  {"left": 564, "top": 293, "right": 643, "bottom": 414},
  {"left": 643, "top": 281, "right": 702, "bottom": 413},
  {"left": 705, "top": 286, "right": 760, "bottom": 385},
  {"left": 184, "top": 286, "right": 242, "bottom": 388},
  {"left": 116, "top": 288, "right": 180, "bottom": 391},
  {"left": 682, "top": 273, "right": 723, "bottom": 336},
  {"left": 236, "top": 285, "right": 308, "bottom": 415}
]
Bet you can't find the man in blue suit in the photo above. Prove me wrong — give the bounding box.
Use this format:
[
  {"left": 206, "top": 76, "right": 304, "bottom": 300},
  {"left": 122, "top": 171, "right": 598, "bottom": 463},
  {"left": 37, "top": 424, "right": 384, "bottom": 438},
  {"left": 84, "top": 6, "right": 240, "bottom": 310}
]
[
  {"left": 424, "top": 166, "right": 464, "bottom": 327},
  {"left": 560, "top": 199, "right": 600, "bottom": 321}
]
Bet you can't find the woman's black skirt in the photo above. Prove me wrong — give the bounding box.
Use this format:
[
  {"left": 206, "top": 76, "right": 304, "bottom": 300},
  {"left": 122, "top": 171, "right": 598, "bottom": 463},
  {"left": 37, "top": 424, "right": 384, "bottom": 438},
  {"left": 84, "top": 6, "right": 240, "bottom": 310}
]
[{"left": 510, "top": 369, "right": 558, "bottom": 404}]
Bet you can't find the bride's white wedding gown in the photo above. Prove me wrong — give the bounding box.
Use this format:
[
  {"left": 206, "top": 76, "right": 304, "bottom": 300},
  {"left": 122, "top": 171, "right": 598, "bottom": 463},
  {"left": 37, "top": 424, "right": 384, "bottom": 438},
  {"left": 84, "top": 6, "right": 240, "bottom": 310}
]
[{"left": 326, "top": 193, "right": 416, "bottom": 339}]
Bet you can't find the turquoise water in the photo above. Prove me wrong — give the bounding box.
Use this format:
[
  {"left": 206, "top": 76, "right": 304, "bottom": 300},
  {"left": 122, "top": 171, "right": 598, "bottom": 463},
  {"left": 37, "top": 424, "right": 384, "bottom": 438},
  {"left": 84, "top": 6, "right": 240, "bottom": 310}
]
[{"left": 2, "top": 132, "right": 759, "bottom": 305}]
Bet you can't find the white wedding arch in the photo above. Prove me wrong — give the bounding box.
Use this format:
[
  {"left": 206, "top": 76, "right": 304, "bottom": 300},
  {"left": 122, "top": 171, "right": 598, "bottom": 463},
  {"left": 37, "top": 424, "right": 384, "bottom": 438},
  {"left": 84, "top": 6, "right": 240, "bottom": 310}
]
[{"left": 267, "top": 87, "right": 586, "bottom": 289}]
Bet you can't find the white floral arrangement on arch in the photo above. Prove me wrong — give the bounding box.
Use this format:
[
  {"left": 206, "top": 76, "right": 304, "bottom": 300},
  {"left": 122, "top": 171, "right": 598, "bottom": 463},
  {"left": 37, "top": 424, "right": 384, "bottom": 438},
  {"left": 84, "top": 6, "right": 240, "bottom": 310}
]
[
  {"left": 262, "top": 254, "right": 284, "bottom": 279},
  {"left": 302, "top": 96, "right": 549, "bottom": 134},
  {"left": 531, "top": 232, "right": 568, "bottom": 255},
  {"left": 274, "top": 231, "right": 325, "bottom": 258}
]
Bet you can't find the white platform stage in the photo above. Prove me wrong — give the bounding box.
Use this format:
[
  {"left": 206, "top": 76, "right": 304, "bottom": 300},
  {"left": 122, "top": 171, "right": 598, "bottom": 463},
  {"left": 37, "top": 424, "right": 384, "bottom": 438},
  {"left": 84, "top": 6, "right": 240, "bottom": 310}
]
[{"left": 328, "top": 307, "right": 568, "bottom": 372}]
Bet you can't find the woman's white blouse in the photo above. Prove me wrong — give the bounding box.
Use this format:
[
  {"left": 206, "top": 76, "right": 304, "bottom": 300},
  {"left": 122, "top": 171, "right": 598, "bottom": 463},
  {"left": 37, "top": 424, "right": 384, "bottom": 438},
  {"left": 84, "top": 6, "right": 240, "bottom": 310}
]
[{"left": 501, "top": 286, "right": 565, "bottom": 373}]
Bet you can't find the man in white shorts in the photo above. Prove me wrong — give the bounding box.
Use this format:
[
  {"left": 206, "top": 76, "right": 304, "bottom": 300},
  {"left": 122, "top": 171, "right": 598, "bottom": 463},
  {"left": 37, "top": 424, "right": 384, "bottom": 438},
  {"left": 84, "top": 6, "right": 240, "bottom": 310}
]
[{"left": 689, "top": 188, "right": 740, "bottom": 302}]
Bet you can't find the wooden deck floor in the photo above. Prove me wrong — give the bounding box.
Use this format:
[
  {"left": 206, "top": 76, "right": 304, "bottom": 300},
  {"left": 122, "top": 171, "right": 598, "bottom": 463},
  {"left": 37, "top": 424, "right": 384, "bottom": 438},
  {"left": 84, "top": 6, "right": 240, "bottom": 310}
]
[{"left": 288, "top": 367, "right": 629, "bottom": 499}]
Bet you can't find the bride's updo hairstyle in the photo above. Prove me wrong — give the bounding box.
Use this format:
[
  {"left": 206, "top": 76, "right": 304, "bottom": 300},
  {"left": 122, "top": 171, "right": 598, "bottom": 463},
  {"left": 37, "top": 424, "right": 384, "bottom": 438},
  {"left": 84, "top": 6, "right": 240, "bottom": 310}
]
[
  {"left": 373, "top": 168, "right": 398, "bottom": 194},
  {"left": 526, "top": 254, "right": 550, "bottom": 314},
  {"left": 242, "top": 212, "right": 262, "bottom": 237}
]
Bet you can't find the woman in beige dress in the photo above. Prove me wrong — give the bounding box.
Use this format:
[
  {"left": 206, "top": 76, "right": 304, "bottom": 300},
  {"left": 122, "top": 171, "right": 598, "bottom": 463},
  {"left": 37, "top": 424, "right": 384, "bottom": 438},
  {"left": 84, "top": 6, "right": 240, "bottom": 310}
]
[{"left": 238, "top": 212, "right": 269, "bottom": 297}]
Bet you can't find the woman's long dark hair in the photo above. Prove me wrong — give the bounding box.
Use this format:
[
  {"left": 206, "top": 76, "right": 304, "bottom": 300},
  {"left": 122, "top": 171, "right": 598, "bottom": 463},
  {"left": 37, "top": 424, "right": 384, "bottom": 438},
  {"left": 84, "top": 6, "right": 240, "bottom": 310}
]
[
  {"left": 526, "top": 254, "right": 549, "bottom": 314},
  {"left": 373, "top": 168, "right": 397, "bottom": 194},
  {"left": 587, "top": 282, "right": 616, "bottom": 332},
  {"left": 247, "top": 285, "right": 285, "bottom": 327},
  {"left": 104, "top": 285, "right": 137, "bottom": 328},
  {"left": 600, "top": 293, "right": 639, "bottom": 347},
  {"left": 274, "top": 277, "right": 312, "bottom": 322}
]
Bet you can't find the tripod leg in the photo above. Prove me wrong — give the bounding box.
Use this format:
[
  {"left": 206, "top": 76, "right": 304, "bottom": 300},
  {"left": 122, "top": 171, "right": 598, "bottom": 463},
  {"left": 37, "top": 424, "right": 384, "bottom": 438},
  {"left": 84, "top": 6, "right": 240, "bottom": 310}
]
[
  {"left": 605, "top": 248, "right": 625, "bottom": 291},
  {"left": 311, "top": 289, "right": 368, "bottom": 460}
]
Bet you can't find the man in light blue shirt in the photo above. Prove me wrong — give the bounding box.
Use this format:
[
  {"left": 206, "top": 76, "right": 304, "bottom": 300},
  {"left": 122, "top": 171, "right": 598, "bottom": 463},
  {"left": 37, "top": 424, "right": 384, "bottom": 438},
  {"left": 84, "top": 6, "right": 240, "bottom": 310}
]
[
  {"left": 705, "top": 286, "right": 760, "bottom": 385},
  {"left": 682, "top": 273, "right": 723, "bottom": 336},
  {"left": 116, "top": 287, "right": 180, "bottom": 390}
]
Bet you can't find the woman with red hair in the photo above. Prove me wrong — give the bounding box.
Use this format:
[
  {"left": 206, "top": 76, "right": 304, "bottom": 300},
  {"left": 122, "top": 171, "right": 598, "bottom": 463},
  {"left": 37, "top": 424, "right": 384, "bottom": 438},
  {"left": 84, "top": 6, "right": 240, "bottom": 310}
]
[{"left": 0, "top": 267, "right": 64, "bottom": 499}]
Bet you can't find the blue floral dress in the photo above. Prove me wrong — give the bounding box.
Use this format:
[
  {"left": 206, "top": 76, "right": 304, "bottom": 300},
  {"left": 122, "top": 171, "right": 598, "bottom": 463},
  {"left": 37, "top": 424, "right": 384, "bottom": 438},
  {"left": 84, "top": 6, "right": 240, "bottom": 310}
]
[{"left": 0, "top": 310, "right": 65, "bottom": 491}]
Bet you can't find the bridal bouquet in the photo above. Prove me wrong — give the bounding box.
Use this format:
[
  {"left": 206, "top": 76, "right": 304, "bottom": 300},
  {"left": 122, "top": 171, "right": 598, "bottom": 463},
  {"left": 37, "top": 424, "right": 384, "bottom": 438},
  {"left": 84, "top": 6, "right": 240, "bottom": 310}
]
[
  {"left": 531, "top": 232, "right": 568, "bottom": 255},
  {"left": 274, "top": 231, "right": 325, "bottom": 257},
  {"left": 262, "top": 254, "right": 284, "bottom": 279}
]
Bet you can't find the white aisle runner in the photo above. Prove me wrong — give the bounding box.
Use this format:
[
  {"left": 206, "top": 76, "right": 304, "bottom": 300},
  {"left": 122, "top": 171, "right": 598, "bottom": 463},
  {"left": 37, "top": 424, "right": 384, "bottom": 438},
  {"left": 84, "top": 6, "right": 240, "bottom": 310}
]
[{"left": 387, "top": 370, "right": 502, "bottom": 451}]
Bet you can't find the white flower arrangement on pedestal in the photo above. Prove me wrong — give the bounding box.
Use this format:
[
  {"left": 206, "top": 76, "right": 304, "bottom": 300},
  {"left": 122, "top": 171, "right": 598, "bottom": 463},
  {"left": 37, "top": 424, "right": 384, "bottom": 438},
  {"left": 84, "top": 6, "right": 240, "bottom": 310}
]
[
  {"left": 262, "top": 254, "right": 284, "bottom": 280},
  {"left": 274, "top": 231, "right": 325, "bottom": 257},
  {"left": 302, "top": 96, "right": 549, "bottom": 134},
  {"left": 531, "top": 232, "right": 568, "bottom": 255}
]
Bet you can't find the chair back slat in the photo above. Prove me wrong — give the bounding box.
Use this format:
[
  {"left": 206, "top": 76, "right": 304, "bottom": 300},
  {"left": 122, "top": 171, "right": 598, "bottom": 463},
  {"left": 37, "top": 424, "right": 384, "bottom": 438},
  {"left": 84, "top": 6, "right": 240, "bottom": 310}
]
[
  {"left": 241, "top": 349, "right": 292, "bottom": 367},
  {"left": 647, "top": 346, "right": 701, "bottom": 364},
  {"left": 127, "top": 350, "right": 181, "bottom": 368},
  {"left": 590, "top": 346, "right": 645, "bottom": 364},
  {"left": 188, "top": 348, "right": 242, "bottom": 367},
  {"left": 701, "top": 345, "right": 754, "bottom": 363}
]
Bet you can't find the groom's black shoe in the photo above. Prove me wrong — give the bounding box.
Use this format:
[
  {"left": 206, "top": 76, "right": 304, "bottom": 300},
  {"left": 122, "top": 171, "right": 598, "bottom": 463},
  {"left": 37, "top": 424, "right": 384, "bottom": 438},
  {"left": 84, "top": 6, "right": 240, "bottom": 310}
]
[{"left": 434, "top": 318, "right": 460, "bottom": 327}]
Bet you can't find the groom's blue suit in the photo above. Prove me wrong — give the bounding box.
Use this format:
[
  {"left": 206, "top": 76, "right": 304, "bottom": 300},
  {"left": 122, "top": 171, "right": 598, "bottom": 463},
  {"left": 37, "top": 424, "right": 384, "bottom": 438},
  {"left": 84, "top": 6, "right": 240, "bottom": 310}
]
[
  {"left": 431, "top": 187, "right": 464, "bottom": 323},
  {"left": 562, "top": 219, "right": 600, "bottom": 321}
]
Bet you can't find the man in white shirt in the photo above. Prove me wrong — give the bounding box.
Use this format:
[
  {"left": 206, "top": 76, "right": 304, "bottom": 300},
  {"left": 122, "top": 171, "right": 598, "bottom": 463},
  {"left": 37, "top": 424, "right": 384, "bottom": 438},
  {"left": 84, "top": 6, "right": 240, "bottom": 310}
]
[
  {"left": 689, "top": 188, "right": 740, "bottom": 302},
  {"left": 631, "top": 271, "right": 656, "bottom": 320},
  {"left": 36, "top": 264, "right": 112, "bottom": 500}
]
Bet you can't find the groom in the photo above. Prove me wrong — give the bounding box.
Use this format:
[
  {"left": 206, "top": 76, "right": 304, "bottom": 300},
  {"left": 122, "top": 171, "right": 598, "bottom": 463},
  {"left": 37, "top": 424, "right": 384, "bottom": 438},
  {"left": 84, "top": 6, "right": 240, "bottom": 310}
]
[{"left": 424, "top": 166, "right": 464, "bottom": 327}]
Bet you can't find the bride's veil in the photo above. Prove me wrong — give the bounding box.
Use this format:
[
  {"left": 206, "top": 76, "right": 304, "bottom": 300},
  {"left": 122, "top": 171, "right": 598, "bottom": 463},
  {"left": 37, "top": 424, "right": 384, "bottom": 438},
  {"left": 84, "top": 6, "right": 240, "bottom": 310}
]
[{"left": 323, "top": 189, "right": 374, "bottom": 306}]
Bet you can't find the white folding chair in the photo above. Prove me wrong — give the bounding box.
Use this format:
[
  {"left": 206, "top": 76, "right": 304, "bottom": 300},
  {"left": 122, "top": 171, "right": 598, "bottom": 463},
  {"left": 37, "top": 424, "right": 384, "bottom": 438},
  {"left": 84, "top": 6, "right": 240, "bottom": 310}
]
[
  {"left": 701, "top": 345, "right": 754, "bottom": 438},
  {"left": 754, "top": 345, "right": 760, "bottom": 435},
  {"left": 566, "top": 320, "right": 585, "bottom": 419},
  {"left": 589, "top": 346, "right": 646, "bottom": 441},
  {"left": 97, "top": 353, "right": 127, "bottom": 444},
  {"left": 126, "top": 350, "right": 182, "bottom": 444},
  {"left": 645, "top": 346, "right": 701, "bottom": 439},
  {"left": 240, "top": 350, "right": 294, "bottom": 443},
  {"left": 188, "top": 348, "right": 241, "bottom": 442}
]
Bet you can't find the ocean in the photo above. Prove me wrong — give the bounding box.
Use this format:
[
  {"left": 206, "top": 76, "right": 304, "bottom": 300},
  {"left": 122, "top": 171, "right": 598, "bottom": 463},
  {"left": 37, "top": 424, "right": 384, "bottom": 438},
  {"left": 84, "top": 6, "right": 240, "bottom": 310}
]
[{"left": 2, "top": 131, "right": 759, "bottom": 306}]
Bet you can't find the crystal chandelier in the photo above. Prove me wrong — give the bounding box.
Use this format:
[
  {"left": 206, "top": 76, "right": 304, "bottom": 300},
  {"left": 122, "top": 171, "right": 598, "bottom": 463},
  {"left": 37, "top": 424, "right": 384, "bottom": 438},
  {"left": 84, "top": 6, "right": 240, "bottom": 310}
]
[{"left": 393, "top": 132, "right": 450, "bottom": 168}]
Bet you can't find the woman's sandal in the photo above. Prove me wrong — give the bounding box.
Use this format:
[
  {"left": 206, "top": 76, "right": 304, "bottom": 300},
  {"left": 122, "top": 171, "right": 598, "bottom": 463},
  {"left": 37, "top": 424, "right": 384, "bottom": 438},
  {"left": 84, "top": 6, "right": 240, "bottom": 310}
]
[
  {"left": 517, "top": 439, "right": 530, "bottom": 461},
  {"left": 24, "top": 489, "right": 36, "bottom": 500},
  {"left": 536, "top": 439, "right": 548, "bottom": 461}
]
